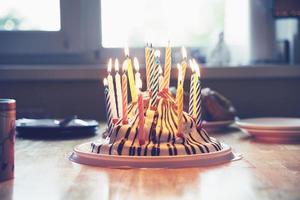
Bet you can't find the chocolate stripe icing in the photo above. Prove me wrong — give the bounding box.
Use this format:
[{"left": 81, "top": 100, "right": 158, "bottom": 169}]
[{"left": 92, "top": 90, "right": 223, "bottom": 156}]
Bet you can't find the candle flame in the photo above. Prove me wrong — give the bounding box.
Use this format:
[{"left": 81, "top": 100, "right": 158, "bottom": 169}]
[
  {"left": 122, "top": 60, "right": 127, "bottom": 72},
  {"left": 154, "top": 50, "right": 161, "bottom": 58},
  {"left": 181, "top": 46, "right": 187, "bottom": 59},
  {"left": 103, "top": 78, "right": 108, "bottom": 86},
  {"left": 115, "top": 58, "right": 119, "bottom": 72},
  {"left": 124, "top": 47, "right": 129, "bottom": 57},
  {"left": 189, "top": 59, "right": 194, "bottom": 72},
  {"left": 133, "top": 57, "right": 139, "bottom": 71},
  {"left": 107, "top": 58, "right": 112, "bottom": 73}
]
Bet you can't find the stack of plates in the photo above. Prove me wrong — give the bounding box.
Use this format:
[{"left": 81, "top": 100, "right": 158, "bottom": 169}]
[{"left": 235, "top": 117, "right": 300, "bottom": 142}]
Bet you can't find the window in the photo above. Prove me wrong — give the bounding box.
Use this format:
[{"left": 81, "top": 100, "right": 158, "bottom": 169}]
[
  {"left": 101, "top": 0, "right": 224, "bottom": 48},
  {"left": 0, "top": 0, "right": 100, "bottom": 64},
  {"left": 0, "top": 0, "right": 60, "bottom": 31}
]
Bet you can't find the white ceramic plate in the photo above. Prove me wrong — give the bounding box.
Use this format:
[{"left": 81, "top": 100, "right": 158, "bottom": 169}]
[
  {"left": 236, "top": 118, "right": 300, "bottom": 130},
  {"left": 202, "top": 120, "right": 234, "bottom": 132},
  {"left": 240, "top": 128, "right": 300, "bottom": 143},
  {"left": 70, "top": 142, "right": 240, "bottom": 168}
]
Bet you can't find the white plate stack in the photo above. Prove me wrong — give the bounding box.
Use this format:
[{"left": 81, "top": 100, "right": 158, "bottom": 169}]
[{"left": 235, "top": 117, "right": 300, "bottom": 143}]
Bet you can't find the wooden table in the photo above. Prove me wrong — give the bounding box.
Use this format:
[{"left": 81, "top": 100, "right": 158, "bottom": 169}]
[{"left": 0, "top": 125, "right": 300, "bottom": 200}]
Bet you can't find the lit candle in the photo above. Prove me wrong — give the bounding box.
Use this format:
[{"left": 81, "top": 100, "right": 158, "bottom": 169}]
[
  {"left": 107, "top": 58, "right": 118, "bottom": 120},
  {"left": 162, "top": 41, "right": 171, "bottom": 89},
  {"left": 114, "top": 58, "right": 122, "bottom": 118},
  {"left": 149, "top": 50, "right": 160, "bottom": 109},
  {"left": 122, "top": 61, "right": 128, "bottom": 124},
  {"left": 145, "top": 43, "right": 151, "bottom": 90},
  {"left": 188, "top": 59, "right": 195, "bottom": 116},
  {"left": 148, "top": 44, "right": 155, "bottom": 90},
  {"left": 134, "top": 57, "right": 142, "bottom": 89},
  {"left": 137, "top": 81, "right": 145, "bottom": 145},
  {"left": 176, "top": 64, "right": 183, "bottom": 137},
  {"left": 103, "top": 78, "right": 114, "bottom": 136},
  {"left": 158, "top": 65, "right": 164, "bottom": 91},
  {"left": 181, "top": 46, "right": 188, "bottom": 85},
  {"left": 125, "top": 47, "right": 137, "bottom": 102},
  {"left": 176, "top": 63, "right": 182, "bottom": 89},
  {"left": 193, "top": 60, "right": 202, "bottom": 127}
]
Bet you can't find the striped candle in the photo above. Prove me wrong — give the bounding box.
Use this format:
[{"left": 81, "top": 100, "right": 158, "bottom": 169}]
[
  {"left": 188, "top": 59, "right": 195, "bottom": 116},
  {"left": 162, "top": 41, "right": 171, "bottom": 89},
  {"left": 180, "top": 46, "right": 188, "bottom": 86},
  {"left": 122, "top": 61, "right": 128, "bottom": 124},
  {"left": 107, "top": 59, "right": 118, "bottom": 119},
  {"left": 148, "top": 45, "right": 155, "bottom": 90},
  {"left": 194, "top": 60, "right": 202, "bottom": 126},
  {"left": 149, "top": 50, "right": 160, "bottom": 109},
  {"left": 114, "top": 58, "right": 122, "bottom": 118},
  {"left": 176, "top": 65, "right": 183, "bottom": 137},
  {"left": 124, "top": 47, "right": 137, "bottom": 102},
  {"left": 137, "top": 81, "right": 145, "bottom": 145},
  {"left": 145, "top": 43, "right": 151, "bottom": 90},
  {"left": 103, "top": 78, "right": 114, "bottom": 136},
  {"left": 158, "top": 65, "right": 164, "bottom": 91}
]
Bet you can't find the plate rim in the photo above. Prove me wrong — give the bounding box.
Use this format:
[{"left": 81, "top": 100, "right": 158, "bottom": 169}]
[{"left": 235, "top": 117, "right": 300, "bottom": 130}]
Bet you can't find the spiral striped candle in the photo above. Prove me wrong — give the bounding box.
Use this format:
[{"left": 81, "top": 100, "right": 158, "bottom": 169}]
[
  {"left": 176, "top": 66, "right": 183, "bottom": 137},
  {"left": 149, "top": 50, "right": 160, "bottom": 108},
  {"left": 158, "top": 65, "right": 164, "bottom": 91},
  {"left": 145, "top": 44, "right": 151, "bottom": 90},
  {"left": 124, "top": 47, "right": 137, "bottom": 102},
  {"left": 107, "top": 59, "right": 118, "bottom": 119},
  {"left": 114, "top": 59, "right": 122, "bottom": 118},
  {"left": 103, "top": 78, "right": 114, "bottom": 136},
  {"left": 162, "top": 41, "right": 171, "bottom": 89},
  {"left": 188, "top": 60, "right": 195, "bottom": 116},
  {"left": 194, "top": 61, "right": 202, "bottom": 126},
  {"left": 122, "top": 61, "right": 128, "bottom": 124}
]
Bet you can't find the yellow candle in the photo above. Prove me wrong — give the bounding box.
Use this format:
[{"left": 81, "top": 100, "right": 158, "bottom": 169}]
[
  {"left": 125, "top": 47, "right": 137, "bottom": 102},
  {"left": 192, "top": 61, "right": 199, "bottom": 117},
  {"left": 162, "top": 41, "right": 171, "bottom": 89},
  {"left": 176, "top": 65, "right": 183, "bottom": 137}
]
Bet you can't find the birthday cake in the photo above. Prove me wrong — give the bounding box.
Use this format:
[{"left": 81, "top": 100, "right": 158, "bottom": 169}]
[
  {"left": 71, "top": 44, "right": 237, "bottom": 167},
  {"left": 91, "top": 89, "right": 222, "bottom": 156}
]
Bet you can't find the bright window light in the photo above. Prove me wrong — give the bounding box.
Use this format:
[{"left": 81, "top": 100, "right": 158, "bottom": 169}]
[
  {"left": 0, "top": 0, "right": 61, "bottom": 31},
  {"left": 101, "top": 0, "right": 224, "bottom": 47}
]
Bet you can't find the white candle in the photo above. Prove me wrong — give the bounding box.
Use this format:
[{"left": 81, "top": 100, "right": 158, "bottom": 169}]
[
  {"left": 114, "top": 58, "right": 122, "bottom": 118},
  {"left": 134, "top": 57, "right": 142, "bottom": 89},
  {"left": 107, "top": 58, "right": 118, "bottom": 120},
  {"left": 158, "top": 65, "right": 163, "bottom": 91},
  {"left": 122, "top": 61, "right": 128, "bottom": 124},
  {"left": 103, "top": 78, "right": 114, "bottom": 136}
]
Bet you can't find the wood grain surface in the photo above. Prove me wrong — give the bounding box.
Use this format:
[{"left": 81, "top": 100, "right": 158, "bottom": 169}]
[{"left": 0, "top": 125, "right": 300, "bottom": 200}]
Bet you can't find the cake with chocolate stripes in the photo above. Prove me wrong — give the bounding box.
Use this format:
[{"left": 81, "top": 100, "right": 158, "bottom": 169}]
[{"left": 91, "top": 89, "right": 222, "bottom": 156}]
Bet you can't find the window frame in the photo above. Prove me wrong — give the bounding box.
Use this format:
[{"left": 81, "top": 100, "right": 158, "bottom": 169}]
[{"left": 0, "top": 0, "right": 101, "bottom": 64}]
